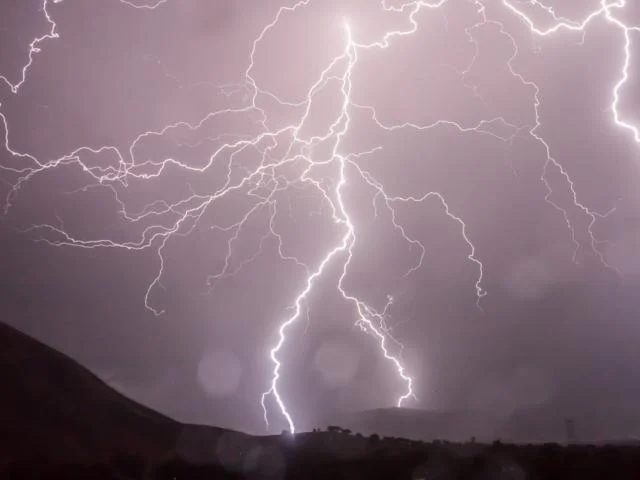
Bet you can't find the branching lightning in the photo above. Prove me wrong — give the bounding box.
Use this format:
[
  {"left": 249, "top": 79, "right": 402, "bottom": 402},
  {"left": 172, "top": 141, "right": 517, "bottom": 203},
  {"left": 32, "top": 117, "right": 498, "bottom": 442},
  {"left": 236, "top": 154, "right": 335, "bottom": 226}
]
[
  {"left": 1, "top": 0, "right": 639, "bottom": 434},
  {"left": 0, "top": 0, "right": 60, "bottom": 94}
]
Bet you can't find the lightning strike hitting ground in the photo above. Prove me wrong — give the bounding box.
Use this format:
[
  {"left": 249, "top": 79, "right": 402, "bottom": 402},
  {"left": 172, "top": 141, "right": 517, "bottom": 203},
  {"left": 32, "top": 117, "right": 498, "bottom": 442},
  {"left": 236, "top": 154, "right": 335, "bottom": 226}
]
[{"left": 1, "top": 0, "right": 639, "bottom": 434}]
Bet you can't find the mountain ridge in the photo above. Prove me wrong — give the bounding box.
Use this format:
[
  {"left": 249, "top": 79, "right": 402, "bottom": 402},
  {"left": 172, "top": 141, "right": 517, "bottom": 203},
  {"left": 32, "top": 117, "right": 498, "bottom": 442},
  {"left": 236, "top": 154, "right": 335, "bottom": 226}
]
[{"left": 0, "top": 320, "right": 180, "bottom": 464}]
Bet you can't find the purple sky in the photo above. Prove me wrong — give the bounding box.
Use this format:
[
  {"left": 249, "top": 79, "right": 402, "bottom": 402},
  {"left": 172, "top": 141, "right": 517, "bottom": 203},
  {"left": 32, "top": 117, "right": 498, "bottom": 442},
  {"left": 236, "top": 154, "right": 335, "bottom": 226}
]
[{"left": 1, "top": 0, "right": 640, "bottom": 435}]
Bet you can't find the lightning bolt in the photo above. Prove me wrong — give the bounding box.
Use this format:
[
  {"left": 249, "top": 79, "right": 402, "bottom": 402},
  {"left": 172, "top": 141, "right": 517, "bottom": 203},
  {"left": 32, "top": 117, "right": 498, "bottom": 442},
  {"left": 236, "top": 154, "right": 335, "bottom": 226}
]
[
  {"left": 1, "top": 0, "right": 639, "bottom": 435},
  {"left": 257, "top": 19, "right": 420, "bottom": 434}
]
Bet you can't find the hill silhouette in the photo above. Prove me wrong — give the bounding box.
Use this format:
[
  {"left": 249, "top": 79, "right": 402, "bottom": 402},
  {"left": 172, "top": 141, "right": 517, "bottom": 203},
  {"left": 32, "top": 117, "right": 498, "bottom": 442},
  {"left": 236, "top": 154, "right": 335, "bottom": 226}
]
[
  {"left": 0, "top": 321, "right": 180, "bottom": 465},
  {"left": 0, "top": 321, "right": 283, "bottom": 477}
]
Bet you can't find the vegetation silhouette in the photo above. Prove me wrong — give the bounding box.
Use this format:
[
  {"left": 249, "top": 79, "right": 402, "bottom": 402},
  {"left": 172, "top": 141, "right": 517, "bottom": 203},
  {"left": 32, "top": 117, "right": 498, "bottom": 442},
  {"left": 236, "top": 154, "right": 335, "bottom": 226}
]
[{"left": 4, "top": 429, "right": 640, "bottom": 479}]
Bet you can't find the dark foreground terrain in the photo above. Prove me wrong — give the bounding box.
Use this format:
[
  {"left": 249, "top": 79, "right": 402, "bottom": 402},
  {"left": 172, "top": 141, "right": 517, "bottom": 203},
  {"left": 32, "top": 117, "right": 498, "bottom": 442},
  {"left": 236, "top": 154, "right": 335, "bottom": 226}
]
[
  {"left": 5, "top": 437, "right": 640, "bottom": 479},
  {"left": 3, "top": 321, "right": 640, "bottom": 479}
]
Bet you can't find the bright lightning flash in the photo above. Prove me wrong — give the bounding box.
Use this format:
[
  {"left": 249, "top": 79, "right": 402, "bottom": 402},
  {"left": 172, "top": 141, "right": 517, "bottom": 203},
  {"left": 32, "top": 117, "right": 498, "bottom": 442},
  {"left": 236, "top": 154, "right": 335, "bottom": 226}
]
[{"left": 1, "top": 0, "right": 639, "bottom": 435}]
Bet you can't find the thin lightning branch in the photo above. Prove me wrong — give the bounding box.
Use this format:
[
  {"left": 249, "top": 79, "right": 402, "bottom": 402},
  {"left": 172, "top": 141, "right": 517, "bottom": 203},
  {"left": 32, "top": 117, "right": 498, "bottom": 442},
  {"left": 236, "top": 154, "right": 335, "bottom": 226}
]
[
  {"left": 388, "top": 191, "right": 486, "bottom": 307},
  {"left": 0, "top": 0, "right": 169, "bottom": 95},
  {"left": 1, "top": 0, "right": 639, "bottom": 435},
  {"left": 117, "top": 0, "right": 170, "bottom": 10},
  {"left": 0, "top": 0, "right": 60, "bottom": 94},
  {"left": 495, "top": 0, "right": 631, "bottom": 270}
]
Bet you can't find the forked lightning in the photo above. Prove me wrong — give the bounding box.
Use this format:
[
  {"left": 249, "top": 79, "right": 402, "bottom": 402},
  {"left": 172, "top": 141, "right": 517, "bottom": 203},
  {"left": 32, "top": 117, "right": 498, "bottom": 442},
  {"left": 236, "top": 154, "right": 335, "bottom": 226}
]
[{"left": 1, "top": 0, "right": 638, "bottom": 434}]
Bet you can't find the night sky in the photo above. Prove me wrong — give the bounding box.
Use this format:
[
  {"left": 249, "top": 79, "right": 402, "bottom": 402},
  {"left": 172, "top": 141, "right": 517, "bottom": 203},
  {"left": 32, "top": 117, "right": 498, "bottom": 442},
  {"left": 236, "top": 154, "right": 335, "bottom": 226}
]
[{"left": 1, "top": 0, "right": 640, "bottom": 435}]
